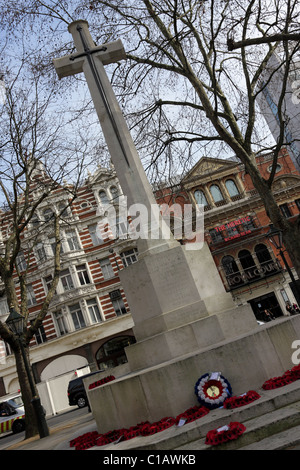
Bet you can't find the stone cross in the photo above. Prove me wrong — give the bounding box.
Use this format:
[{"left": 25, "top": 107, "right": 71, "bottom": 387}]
[{"left": 53, "top": 20, "right": 177, "bottom": 256}]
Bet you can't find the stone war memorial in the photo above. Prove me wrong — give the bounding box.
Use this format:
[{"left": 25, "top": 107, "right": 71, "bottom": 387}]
[{"left": 54, "top": 20, "right": 300, "bottom": 436}]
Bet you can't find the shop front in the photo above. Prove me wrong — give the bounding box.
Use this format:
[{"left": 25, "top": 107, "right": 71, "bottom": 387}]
[{"left": 248, "top": 292, "right": 283, "bottom": 323}]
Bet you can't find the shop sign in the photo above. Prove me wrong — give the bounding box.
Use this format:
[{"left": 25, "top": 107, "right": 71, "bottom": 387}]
[
  {"left": 227, "top": 260, "right": 279, "bottom": 286},
  {"left": 213, "top": 216, "right": 254, "bottom": 242}
]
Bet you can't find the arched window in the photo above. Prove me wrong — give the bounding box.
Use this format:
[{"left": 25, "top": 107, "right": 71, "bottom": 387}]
[
  {"left": 255, "top": 244, "right": 277, "bottom": 274},
  {"left": 238, "top": 249, "right": 260, "bottom": 281},
  {"left": 255, "top": 244, "right": 272, "bottom": 264},
  {"left": 31, "top": 213, "right": 40, "bottom": 226},
  {"left": 210, "top": 184, "right": 224, "bottom": 203},
  {"left": 222, "top": 255, "right": 244, "bottom": 288},
  {"left": 194, "top": 190, "right": 208, "bottom": 207},
  {"left": 96, "top": 335, "right": 136, "bottom": 370},
  {"left": 99, "top": 190, "right": 109, "bottom": 205},
  {"left": 43, "top": 208, "right": 54, "bottom": 222},
  {"left": 58, "top": 202, "right": 70, "bottom": 217},
  {"left": 225, "top": 179, "right": 240, "bottom": 198},
  {"left": 110, "top": 186, "right": 119, "bottom": 200}
]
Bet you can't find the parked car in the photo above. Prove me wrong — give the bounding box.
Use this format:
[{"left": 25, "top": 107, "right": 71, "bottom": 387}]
[
  {"left": 67, "top": 371, "right": 101, "bottom": 409},
  {"left": 0, "top": 396, "right": 25, "bottom": 434}
]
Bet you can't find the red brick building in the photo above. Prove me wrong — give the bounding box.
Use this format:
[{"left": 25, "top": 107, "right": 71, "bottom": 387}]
[
  {"left": 0, "top": 164, "right": 136, "bottom": 407},
  {"left": 156, "top": 148, "right": 300, "bottom": 323}
]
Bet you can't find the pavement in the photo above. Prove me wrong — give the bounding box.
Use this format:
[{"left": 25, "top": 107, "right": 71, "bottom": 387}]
[
  {"left": 3, "top": 380, "right": 300, "bottom": 453},
  {"left": 3, "top": 409, "right": 98, "bottom": 451}
]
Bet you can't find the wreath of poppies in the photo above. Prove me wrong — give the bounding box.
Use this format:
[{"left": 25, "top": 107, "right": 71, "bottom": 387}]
[
  {"left": 205, "top": 421, "right": 246, "bottom": 446},
  {"left": 262, "top": 364, "right": 300, "bottom": 390},
  {"left": 223, "top": 390, "right": 261, "bottom": 409},
  {"left": 194, "top": 372, "right": 232, "bottom": 409},
  {"left": 88, "top": 375, "right": 115, "bottom": 390}
]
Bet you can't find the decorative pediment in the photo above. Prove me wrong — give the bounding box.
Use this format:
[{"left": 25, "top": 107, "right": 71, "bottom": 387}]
[
  {"left": 85, "top": 163, "right": 116, "bottom": 186},
  {"left": 182, "top": 157, "right": 238, "bottom": 183},
  {"left": 272, "top": 174, "right": 300, "bottom": 191}
]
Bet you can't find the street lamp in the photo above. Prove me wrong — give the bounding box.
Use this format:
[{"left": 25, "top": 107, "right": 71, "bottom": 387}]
[
  {"left": 5, "top": 308, "right": 49, "bottom": 438},
  {"left": 267, "top": 224, "right": 300, "bottom": 305}
]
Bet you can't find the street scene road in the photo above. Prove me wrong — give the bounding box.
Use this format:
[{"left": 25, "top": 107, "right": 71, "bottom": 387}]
[{"left": 0, "top": 407, "right": 91, "bottom": 450}]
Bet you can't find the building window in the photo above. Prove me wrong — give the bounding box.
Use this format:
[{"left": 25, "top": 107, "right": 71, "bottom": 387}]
[
  {"left": 210, "top": 184, "right": 224, "bottom": 203},
  {"left": 31, "top": 213, "right": 40, "bottom": 227},
  {"left": 238, "top": 249, "right": 260, "bottom": 281},
  {"left": 99, "top": 258, "right": 114, "bottom": 279},
  {"left": 225, "top": 179, "right": 240, "bottom": 198},
  {"left": 0, "top": 299, "right": 9, "bottom": 316},
  {"left": 121, "top": 249, "right": 138, "bottom": 267},
  {"left": 30, "top": 320, "right": 47, "bottom": 344},
  {"left": 110, "top": 186, "right": 119, "bottom": 201},
  {"left": 44, "top": 275, "right": 54, "bottom": 293},
  {"left": 65, "top": 229, "right": 80, "bottom": 251},
  {"left": 267, "top": 164, "right": 281, "bottom": 173},
  {"left": 58, "top": 202, "right": 70, "bottom": 218},
  {"left": 49, "top": 236, "right": 64, "bottom": 256},
  {"left": 99, "top": 190, "right": 109, "bottom": 205},
  {"left": 60, "top": 269, "right": 74, "bottom": 291},
  {"left": 209, "top": 228, "right": 224, "bottom": 244},
  {"left": 76, "top": 264, "right": 91, "bottom": 285},
  {"left": 88, "top": 223, "right": 103, "bottom": 246},
  {"left": 36, "top": 243, "right": 47, "bottom": 262},
  {"left": 27, "top": 284, "right": 37, "bottom": 307},
  {"left": 109, "top": 290, "right": 127, "bottom": 316},
  {"left": 16, "top": 251, "right": 27, "bottom": 272},
  {"left": 96, "top": 335, "right": 136, "bottom": 370},
  {"left": 222, "top": 255, "right": 244, "bottom": 288},
  {"left": 86, "top": 298, "right": 102, "bottom": 323},
  {"left": 53, "top": 310, "right": 68, "bottom": 336},
  {"left": 255, "top": 243, "right": 278, "bottom": 274},
  {"left": 255, "top": 244, "right": 272, "bottom": 264},
  {"left": 115, "top": 217, "right": 129, "bottom": 239},
  {"left": 69, "top": 303, "right": 86, "bottom": 330},
  {"left": 240, "top": 216, "right": 256, "bottom": 231},
  {"left": 43, "top": 208, "right": 54, "bottom": 222},
  {"left": 295, "top": 199, "right": 300, "bottom": 211},
  {"left": 280, "top": 203, "right": 292, "bottom": 218},
  {"left": 194, "top": 190, "right": 208, "bottom": 207}
]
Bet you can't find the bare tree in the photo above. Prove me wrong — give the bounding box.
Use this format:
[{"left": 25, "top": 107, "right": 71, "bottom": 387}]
[
  {"left": 1, "top": 0, "right": 300, "bottom": 277},
  {"left": 0, "top": 60, "right": 88, "bottom": 438}
]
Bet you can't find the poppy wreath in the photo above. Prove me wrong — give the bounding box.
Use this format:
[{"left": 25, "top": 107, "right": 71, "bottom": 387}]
[
  {"left": 139, "top": 417, "right": 176, "bottom": 436},
  {"left": 70, "top": 431, "right": 100, "bottom": 450},
  {"left": 175, "top": 405, "right": 210, "bottom": 425},
  {"left": 70, "top": 403, "right": 211, "bottom": 449},
  {"left": 205, "top": 421, "right": 246, "bottom": 446},
  {"left": 262, "top": 364, "right": 300, "bottom": 390},
  {"left": 94, "top": 418, "right": 176, "bottom": 446},
  {"left": 95, "top": 428, "right": 128, "bottom": 446},
  {"left": 223, "top": 390, "right": 261, "bottom": 409},
  {"left": 88, "top": 375, "right": 115, "bottom": 390},
  {"left": 195, "top": 373, "right": 232, "bottom": 409}
]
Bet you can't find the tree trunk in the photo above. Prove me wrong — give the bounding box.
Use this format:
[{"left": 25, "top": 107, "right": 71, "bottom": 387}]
[
  {"left": 245, "top": 158, "right": 300, "bottom": 281},
  {"left": 14, "top": 344, "right": 47, "bottom": 439}
]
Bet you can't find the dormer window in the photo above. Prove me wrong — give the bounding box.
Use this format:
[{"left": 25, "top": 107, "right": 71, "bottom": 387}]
[
  {"left": 110, "top": 186, "right": 119, "bottom": 201},
  {"left": 31, "top": 213, "right": 40, "bottom": 227},
  {"left": 43, "top": 208, "right": 54, "bottom": 222},
  {"left": 99, "top": 190, "right": 109, "bottom": 205}
]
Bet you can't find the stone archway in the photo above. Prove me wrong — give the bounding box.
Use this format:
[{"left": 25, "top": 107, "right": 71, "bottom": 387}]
[{"left": 40, "top": 354, "right": 88, "bottom": 381}]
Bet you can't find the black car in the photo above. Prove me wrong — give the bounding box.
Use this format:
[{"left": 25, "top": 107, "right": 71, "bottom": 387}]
[{"left": 67, "top": 371, "right": 101, "bottom": 408}]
